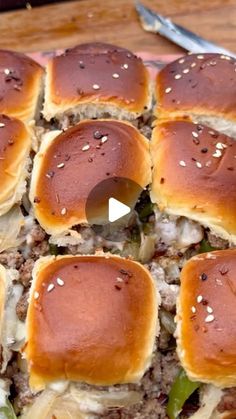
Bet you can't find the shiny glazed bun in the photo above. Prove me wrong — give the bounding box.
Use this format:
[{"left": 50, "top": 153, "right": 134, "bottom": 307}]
[
  {"left": 0, "top": 114, "right": 31, "bottom": 216},
  {"left": 150, "top": 120, "right": 236, "bottom": 243},
  {"left": 24, "top": 254, "right": 158, "bottom": 390},
  {"left": 0, "top": 50, "right": 44, "bottom": 122},
  {"left": 155, "top": 53, "right": 236, "bottom": 137},
  {"left": 43, "top": 43, "right": 152, "bottom": 122},
  {"left": 30, "top": 119, "right": 151, "bottom": 235},
  {"left": 176, "top": 250, "right": 236, "bottom": 388}
]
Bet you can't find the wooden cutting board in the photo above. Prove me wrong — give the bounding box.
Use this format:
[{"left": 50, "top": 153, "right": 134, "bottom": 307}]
[{"left": 0, "top": 0, "right": 235, "bottom": 54}]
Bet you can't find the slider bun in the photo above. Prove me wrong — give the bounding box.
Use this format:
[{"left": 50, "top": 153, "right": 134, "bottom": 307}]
[
  {"left": 0, "top": 115, "right": 31, "bottom": 216},
  {"left": 43, "top": 42, "right": 152, "bottom": 122},
  {"left": 30, "top": 119, "right": 151, "bottom": 235},
  {"left": 155, "top": 54, "right": 236, "bottom": 137},
  {"left": 0, "top": 49, "right": 44, "bottom": 122},
  {"left": 150, "top": 120, "right": 236, "bottom": 244},
  {"left": 176, "top": 250, "right": 236, "bottom": 388},
  {"left": 24, "top": 254, "right": 158, "bottom": 390}
]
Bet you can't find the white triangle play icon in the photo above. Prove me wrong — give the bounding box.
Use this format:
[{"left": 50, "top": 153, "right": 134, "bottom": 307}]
[{"left": 108, "top": 197, "right": 131, "bottom": 222}]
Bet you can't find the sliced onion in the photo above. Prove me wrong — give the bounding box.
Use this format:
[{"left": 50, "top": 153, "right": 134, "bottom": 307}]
[
  {"left": 0, "top": 206, "right": 24, "bottom": 253},
  {"left": 139, "top": 234, "right": 156, "bottom": 263},
  {"left": 189, "top": 385, "right": 223, "bottom": 419},
  {"left": 21, "top": 390, "right": 58, "bottom": 419},
  {"left": 70, "top": 385, "right": 141, "bottom": 413},
  {"left": 160, "top": 309, "right": 176, "bottom": 335},
  {"left": 21, "top": 385, "right": 140, "bottom": 419},
  {"left": 1, "top": 280, "right": 25, "bottom": 372}
]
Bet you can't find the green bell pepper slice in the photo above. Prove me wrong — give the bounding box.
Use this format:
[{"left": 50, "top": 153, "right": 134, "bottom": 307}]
[{"left": 167, "top": 369, "right": 200, "bottom": 419}]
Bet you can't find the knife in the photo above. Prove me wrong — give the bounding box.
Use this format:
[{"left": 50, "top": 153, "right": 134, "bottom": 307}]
[{"left": 136, "top": 2, "right": 236, "bottom": 59}]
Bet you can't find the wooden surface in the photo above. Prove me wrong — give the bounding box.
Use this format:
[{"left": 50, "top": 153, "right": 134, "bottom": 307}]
[{"left": 0, "top": 0, "right": 235, "bottom": 54}]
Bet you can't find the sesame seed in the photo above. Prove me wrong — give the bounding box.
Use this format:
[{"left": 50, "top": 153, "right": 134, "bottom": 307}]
[
  {"left": 205, "top": 160, "right": 212, "bottom": 167},
  {"left": 34, "top": 291, "right": 39, "bottom": 300},
  {"left": 93, "top": 84, "right": 100, "bottom": 90},
  {"left": 213, "top": 149, "right": 222, "bottom": 158},
  {"left": 57, "top": 277, "right": 64, "bottom": 286},
  {"left": 201, "top": 148, "right": 208, "bottom": 153},
  {"left": 216, "top": 142, "right": 227, "bottom": 149},
  {"left": 192, "top": 131, "right": 199, "bottom": 138},
  {"left": 122, "top": 63, "right": 128, "bottom": 69},
  {"left": 220, "top": 55, "right": 231, "bottom": 60},
  {"left": 82, "top": 144, "right": 90, "bottom": 151},
  {"left": 116, "top": 277, "right": 124, "bottom": 283},
  {"left": 191, "top": 62, "right": 196, "bottom": 67},
  {"left": 197, "top": 55, "right": 204, "bottom": 59},
  {"left": 197, "top": 295, "right": 203, "bottom": 303},
  {"left": 93, "top": 130, "right": 103, "bottom": 140},
  {"left": 0, "top": 123, "right": 5, "bottom": 128},
  {"left": 183, "top": 68, "right": 189, "bottom": 73},
  {"left": 196, "top": 161, "right": 202, "bottom": 168},
  {"left": 205, "top": 314, "right": 214, "bottom": 323},
  {"left": 191, "top": 306, "right": 196, "bottom": 313},
  {"left": 179, "top": 160, "right": 186, "bottom": 167},
  {"left": 46, "top": 171, "right": 55, "bottom": 179},
  {"left": 4, "top": 68, "right": 10, "bottom": 75},
  {"left": 101, "top": 135, "right": 108, "bottom": 143},
  {"left": 209, "top": 130, "right": 218, "bottom": 137},
  {"left": 174, "top": 74, "right": 182, "bottom": 79},
  {"left": 200, "top": 273, "right": 208, "bottom": 281},
  {"left": 207, "top": 306, "right": 213, "bottom": 313},
  {"left": 47, "top": 284, "right": 55, "bottom": 292},
  {"left": 178, "top": 58, "right": 185, "bottom": 64},
  {"left": 61, "top": 207, "right": 67, "bottom": 215},
  {"left": 219, "top": 266, "right": 229, "bottom": 275},
  {"left": 57, "top": 163, "right": 65, "bottom": 169},
  {"left": 165, "top": 87, "right": 172, "bottom": 93},
  {"left": 112, "top": 73, "right": 119, "bottom": 79}
]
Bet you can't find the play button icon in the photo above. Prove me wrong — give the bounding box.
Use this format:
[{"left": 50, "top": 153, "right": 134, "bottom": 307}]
[
  {"left": 108, "top": 198, "right": 131, "bottom": 222},
  {"left": 85, "top": 176, "right": 143, "bottom": 241}
]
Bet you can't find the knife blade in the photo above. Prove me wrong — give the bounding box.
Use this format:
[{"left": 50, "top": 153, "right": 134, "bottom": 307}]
[{"left": 136, "top": 2, "right": 236, "bottom": 59}]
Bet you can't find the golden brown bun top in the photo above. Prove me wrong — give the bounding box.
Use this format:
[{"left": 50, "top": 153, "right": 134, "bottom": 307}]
[
  {"left": 46, "top": 42, "right": 150, "bottom": 115},
  {"left": 177, "top": 250, "right": 236, "bottom": 387},
  {"left": 0, "top": 114, "right": 30, "bottom": 211},
  {"left": 31, "top": 119, "right": 151, "bottom": 235},
  {"left": 24, "top": 255, "right": 158, "bottom": 390},
  {"left": 150, "top": 120, "right": 236, "bottom": 242},
  {"left": 0, "top": 49, "right": 43, "bottom": 121},
  {"left": 156, "top": 53, "right": 236, "bottom": 120}
]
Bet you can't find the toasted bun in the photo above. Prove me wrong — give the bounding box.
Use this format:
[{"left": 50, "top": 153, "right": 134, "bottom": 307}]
[
  {"left": 43, "top": 43, "right": 152, "bottom": 122},
  {"left": 176, "top": 250, "right": 236, "bottom": 388},
  {"left": 0, "top": 50, "right": 43, "bottom": 122},
  {"left": 0, "top": 115, "right": 31, "bottom": 216},
  {"left": 150, "top": 120, "right": 236, "bottom": 243},
  {"left": 30, "top": 119, "right": 151, "bottom": 235},
  {"left": 24, "top": 254, "right": 158, "bottom": 390},
  {"left": 155, "top": 53, "right": 236, "bottom": 128}
]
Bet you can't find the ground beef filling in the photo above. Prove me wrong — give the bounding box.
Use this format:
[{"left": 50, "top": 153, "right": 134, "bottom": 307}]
[{"left": 217, "top": 388, "right": 236, "bottom": 413}]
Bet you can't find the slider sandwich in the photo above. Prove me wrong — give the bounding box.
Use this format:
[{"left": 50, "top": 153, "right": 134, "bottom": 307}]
[
  {"left": 0, "top": 49, "right": 43, "bottom": 123},
  {"left": 20, "top": 254, "right": 158, "bottom": 418},
  {"left": 155, "top": 53, "right": 236, "bottom": 137},
  {"left": 43, "top": 43, "right": 152, "bottom": 126},
  {"left": 0, "top": 114, "right": 31, "bottom": 217},
  {"left": 30, "top": 119, "right": 151, "bottom": 251},
  {"left": 151, "top": 120, "right": 236, "bottom": 247},
  {"left": 175, "top": 249, "right": 236, "bottom": 419}
]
